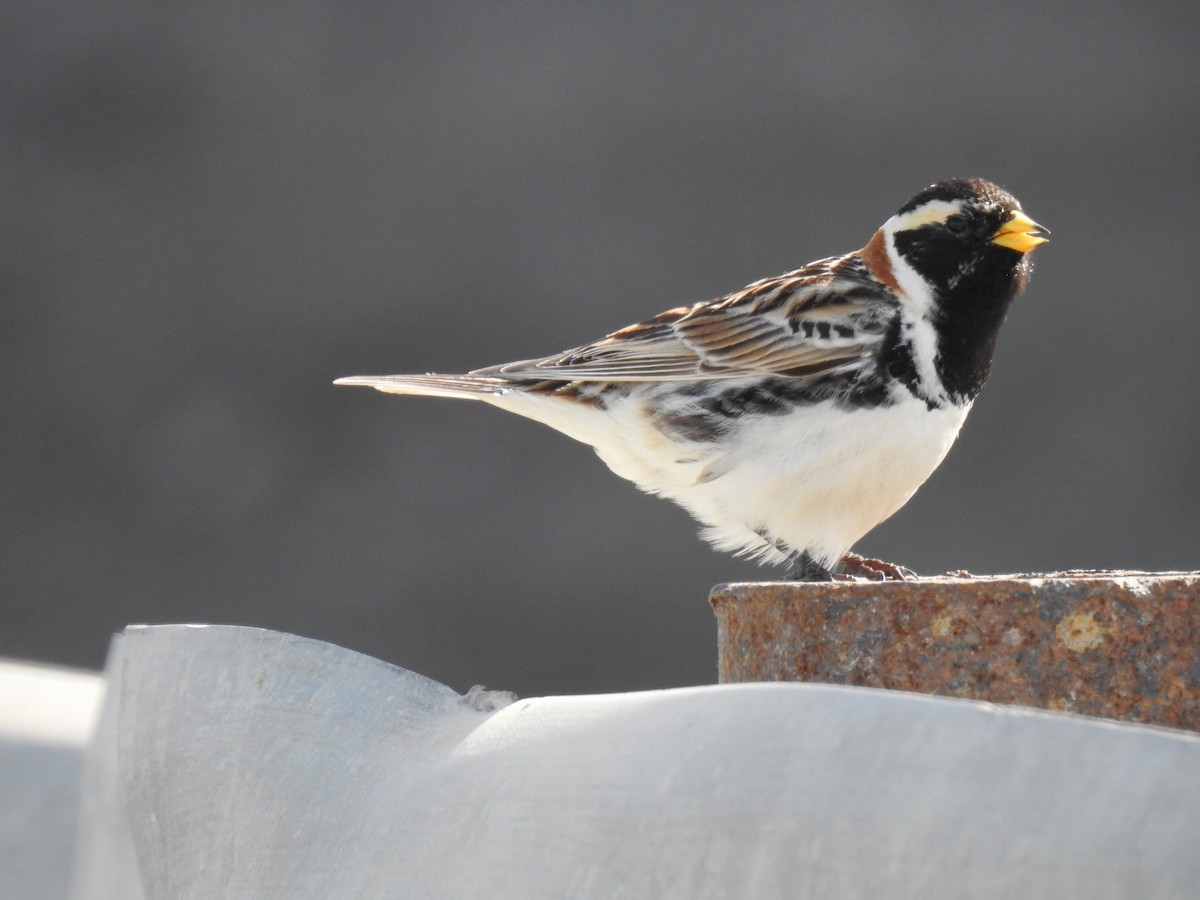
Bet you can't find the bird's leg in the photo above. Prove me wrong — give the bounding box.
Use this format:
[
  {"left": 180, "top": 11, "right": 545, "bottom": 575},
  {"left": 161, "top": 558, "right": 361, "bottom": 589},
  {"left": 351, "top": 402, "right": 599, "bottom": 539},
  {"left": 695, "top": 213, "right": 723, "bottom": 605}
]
[
  {"left": 837, "top": 551, "right": 917, "bottom": 581},
  {"left": 785, "top": 550, "right": 836, "bottom": 582}
]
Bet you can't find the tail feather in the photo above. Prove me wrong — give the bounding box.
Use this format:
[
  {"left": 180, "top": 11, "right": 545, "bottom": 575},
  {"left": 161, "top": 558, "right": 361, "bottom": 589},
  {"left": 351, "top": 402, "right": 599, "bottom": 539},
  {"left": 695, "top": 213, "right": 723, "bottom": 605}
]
[
  {"left": 333, "top": 374, "right": 509, "bottom": 401},
  {"left": 335, "top": 372, "right": 615, "bottom": 450}
]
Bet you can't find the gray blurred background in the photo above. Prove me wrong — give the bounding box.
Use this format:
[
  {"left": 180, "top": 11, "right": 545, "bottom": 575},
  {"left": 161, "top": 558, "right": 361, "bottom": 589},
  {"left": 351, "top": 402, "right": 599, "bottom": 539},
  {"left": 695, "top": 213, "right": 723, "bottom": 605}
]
[{"left": 3, "top": 1, "right": 1198, "bottom": 696}]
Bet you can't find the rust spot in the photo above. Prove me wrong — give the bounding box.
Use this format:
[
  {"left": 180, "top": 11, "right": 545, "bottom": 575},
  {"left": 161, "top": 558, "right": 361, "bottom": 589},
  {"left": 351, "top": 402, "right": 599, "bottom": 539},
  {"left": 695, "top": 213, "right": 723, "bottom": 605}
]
[
  {"left": 1056, "top": 611, "right": 1107, "bottom": 652},
  {"left": 930, "top": 616, "right": 954, "bottom": 639},
  {"left": 1166, "top": 676, "right": 1191, "bottom": 702}
]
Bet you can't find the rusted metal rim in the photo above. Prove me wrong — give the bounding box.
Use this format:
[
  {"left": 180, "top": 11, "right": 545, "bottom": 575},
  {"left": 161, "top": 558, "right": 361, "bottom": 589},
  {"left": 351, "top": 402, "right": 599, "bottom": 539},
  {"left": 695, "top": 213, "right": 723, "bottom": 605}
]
[{"left": 711, "top": 571, "right": 1200, "bottom": 732}]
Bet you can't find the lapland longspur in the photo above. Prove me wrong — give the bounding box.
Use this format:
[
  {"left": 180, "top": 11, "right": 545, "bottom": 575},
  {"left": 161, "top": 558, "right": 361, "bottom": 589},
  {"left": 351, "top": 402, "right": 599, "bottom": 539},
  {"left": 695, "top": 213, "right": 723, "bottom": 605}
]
[{"left": 338, "top": 178, "right": 1048, "bottom": 580}]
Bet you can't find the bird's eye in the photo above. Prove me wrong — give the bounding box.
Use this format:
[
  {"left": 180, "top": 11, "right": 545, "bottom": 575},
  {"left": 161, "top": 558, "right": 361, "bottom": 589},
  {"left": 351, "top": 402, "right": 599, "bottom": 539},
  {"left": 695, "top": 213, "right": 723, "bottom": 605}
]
[{"left": 945, "top": 214, "right": 969, "bottom": 235}]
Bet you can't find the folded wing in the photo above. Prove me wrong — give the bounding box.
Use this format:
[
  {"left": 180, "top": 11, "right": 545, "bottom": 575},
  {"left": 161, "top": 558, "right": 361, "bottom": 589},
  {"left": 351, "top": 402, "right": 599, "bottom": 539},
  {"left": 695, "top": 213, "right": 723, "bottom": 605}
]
[{"left": 486, "top": 261, "right": 897, "bottom": 384}]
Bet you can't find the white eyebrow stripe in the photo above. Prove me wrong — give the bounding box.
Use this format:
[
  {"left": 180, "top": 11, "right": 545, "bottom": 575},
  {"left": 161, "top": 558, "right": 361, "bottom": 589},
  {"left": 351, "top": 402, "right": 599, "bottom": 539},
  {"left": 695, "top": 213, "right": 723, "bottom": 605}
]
[{"left": 890, "top": 199, "right": 963, "bottom": 231}]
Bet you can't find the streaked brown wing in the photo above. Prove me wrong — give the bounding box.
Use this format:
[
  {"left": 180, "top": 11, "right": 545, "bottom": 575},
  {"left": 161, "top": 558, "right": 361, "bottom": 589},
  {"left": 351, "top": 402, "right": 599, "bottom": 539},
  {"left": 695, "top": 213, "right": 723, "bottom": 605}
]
[{"left": 482, "top": 258, "right": 897, "bottom": 383}]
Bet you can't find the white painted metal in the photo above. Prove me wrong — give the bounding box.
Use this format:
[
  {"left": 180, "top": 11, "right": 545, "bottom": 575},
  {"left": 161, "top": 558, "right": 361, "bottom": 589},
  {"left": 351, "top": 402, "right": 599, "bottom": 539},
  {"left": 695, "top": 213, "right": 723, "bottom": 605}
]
[{"left": 71, "top": 624, "right": 1200, "bottom": 899}]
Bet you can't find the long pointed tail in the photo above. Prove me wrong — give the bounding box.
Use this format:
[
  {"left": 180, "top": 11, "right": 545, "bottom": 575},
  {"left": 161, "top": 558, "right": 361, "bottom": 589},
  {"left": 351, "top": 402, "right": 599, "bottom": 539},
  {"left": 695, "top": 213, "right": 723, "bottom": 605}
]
[{"left": 334, "top": 374, "right": 511, "bottom": 401}]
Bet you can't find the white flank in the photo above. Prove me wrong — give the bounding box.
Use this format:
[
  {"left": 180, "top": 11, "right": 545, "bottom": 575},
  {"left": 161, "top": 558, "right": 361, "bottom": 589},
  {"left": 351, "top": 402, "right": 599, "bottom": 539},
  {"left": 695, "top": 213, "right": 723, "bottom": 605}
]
[
  {"left": 487, "top": 384, "right": 970, "bottom": 569},
  {"left": 671, "top": 395, "right": 969, "bottom": 567}
]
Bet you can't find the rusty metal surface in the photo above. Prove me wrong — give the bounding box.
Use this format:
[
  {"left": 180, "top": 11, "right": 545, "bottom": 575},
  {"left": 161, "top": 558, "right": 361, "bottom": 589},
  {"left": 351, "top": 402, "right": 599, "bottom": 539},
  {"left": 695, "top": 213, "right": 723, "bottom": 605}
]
[{"left": 711, "top": 572, "right": 1200, "bottom": 732}]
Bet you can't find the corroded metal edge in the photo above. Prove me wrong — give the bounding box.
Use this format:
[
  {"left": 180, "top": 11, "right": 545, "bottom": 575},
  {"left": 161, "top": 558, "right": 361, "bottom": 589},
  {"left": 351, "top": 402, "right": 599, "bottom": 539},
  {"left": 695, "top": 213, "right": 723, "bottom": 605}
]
[{"left": 710, "top": 572, "right": 1200, "bottom": 732}]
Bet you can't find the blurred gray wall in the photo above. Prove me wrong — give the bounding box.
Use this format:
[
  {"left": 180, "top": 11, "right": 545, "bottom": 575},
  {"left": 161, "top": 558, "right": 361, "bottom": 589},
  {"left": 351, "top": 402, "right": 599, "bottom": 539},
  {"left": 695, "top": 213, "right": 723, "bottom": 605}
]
[{"left": 3, "top": 1, "right": 1198, "bottom": 696}]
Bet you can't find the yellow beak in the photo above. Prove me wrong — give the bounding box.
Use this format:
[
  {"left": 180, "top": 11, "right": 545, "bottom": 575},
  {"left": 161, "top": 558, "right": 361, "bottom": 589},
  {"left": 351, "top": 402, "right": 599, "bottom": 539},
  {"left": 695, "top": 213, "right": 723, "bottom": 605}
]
[{"left": 991, "top": 210, "right": 1050, "bottom": 254}]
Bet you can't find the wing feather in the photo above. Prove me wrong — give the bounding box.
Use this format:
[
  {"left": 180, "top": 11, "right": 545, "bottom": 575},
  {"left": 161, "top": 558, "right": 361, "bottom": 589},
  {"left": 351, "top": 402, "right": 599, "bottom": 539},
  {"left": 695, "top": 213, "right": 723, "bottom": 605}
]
[{"left": 484, "top": 255, "right": 897, "bottom": 383}]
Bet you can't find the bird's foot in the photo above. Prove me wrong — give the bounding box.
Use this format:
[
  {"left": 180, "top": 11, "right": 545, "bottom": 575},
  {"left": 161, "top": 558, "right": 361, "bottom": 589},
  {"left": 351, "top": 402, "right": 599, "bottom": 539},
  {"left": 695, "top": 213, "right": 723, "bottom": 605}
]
[
  {"left": 785, "top": 551, "right": 836, "bottom": 582},
  {"left": 837, "top": 551, "right": 918, "bottom": 581},
  {"left": 784, "top": 550, "right": 916, "bottom": 582}
]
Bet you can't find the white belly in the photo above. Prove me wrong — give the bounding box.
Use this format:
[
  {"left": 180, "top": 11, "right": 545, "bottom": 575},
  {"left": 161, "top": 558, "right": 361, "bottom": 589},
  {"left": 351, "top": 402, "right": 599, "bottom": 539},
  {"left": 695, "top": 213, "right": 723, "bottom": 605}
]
[
  {"left": 493, "top": 388, "right": 970, "bottom": 568},
  {"left": 670, "top": 397, "right": 971, "bottom": 565}
]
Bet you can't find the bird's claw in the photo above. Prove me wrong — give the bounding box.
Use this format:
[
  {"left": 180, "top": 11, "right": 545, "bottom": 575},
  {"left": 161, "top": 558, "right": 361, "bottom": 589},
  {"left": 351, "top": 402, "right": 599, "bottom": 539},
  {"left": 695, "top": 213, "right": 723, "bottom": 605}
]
[
  {"left": 837, "top": 552, "right": 918, "bottom": 581},
  {"left": 785, "top": 551, "right": 836, "bottom": 581}
]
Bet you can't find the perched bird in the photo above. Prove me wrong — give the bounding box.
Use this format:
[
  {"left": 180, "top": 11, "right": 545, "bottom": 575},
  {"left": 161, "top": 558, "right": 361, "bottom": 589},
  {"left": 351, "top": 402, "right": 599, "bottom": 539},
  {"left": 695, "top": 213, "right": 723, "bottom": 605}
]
[{"left": 337, "top": 178, "right": 1047, "bottom": 580}]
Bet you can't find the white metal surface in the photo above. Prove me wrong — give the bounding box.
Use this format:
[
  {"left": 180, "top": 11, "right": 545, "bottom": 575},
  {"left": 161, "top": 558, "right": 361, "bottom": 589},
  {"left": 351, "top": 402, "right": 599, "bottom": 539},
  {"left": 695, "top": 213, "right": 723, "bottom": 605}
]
[
  {"left": 73, "top": 624, "right": 1200, "bottom": 899},
  {"left": 0, "top": 660, "right": 104, "bottom": 900}
]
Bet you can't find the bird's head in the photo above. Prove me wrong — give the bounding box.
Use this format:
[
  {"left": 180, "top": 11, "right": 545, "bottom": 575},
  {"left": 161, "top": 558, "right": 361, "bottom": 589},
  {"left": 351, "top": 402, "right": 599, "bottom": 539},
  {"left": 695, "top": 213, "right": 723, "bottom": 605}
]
[{"left": 876, "top": 178, "right": 1048, "bottom": 317}]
